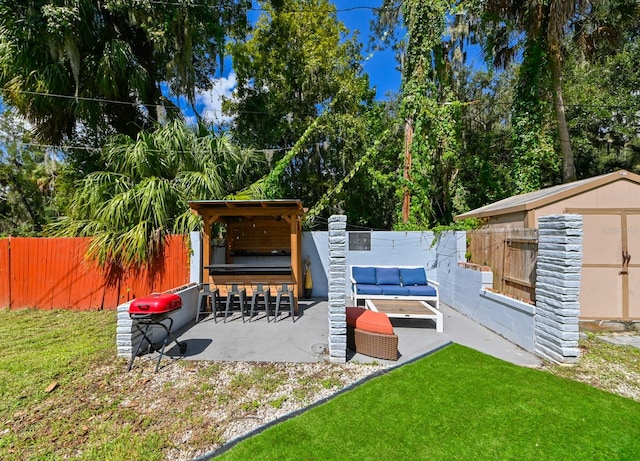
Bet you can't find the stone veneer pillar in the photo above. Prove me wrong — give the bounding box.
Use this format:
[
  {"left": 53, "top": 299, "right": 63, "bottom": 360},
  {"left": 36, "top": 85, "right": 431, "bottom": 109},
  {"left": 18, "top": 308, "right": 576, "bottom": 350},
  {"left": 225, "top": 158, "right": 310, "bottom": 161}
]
[
  {"left": 328, "top": 215, "right": 347, "bottom": 363},
  {"left": 534, "top": 214, "right": 583, "bottom": 364},
  {"left": 116, "top": 301, "right": 139, "bottom": 358}
]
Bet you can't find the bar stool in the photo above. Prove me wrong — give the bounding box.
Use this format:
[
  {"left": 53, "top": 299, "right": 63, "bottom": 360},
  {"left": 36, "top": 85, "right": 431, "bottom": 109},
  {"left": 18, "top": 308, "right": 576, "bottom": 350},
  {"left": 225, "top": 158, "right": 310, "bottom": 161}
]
[
  {"left": 197, "top": 284, "right": 219, "bottom": 323},
  {"left": 249, "top": 283, "right": 271, "bottom": 322},
  {"left": 274, "top": 283, "right": 296, "bottom": 322},
  {"left": 223, "top": 283, "right": 247, "bottom": 322}
]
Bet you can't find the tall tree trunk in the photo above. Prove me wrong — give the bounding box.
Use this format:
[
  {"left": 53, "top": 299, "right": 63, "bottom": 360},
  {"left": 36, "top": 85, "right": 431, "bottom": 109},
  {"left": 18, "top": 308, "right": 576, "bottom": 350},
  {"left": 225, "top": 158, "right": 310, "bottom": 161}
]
[
  {"left": 549, "top": 50, "right": 576, "bottom": 182},
  {"left": 8, "top": 170, "right": 43, "bottom": 232},
  {"left": 402, "top": 117, "right": 413, "bottom": 223}
]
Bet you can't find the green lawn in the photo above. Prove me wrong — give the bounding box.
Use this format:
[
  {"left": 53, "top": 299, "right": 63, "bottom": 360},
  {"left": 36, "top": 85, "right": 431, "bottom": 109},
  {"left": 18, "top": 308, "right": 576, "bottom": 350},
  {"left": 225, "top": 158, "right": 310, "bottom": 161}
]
[
  {"left": 0, "top": 308, "right": 116, "bottom": 416},
  {"left": 2, "top": 309, "right": 640, "bottom": 461},
  {"left": 215, "top": 344, "right": 640, "bottom": 461}
]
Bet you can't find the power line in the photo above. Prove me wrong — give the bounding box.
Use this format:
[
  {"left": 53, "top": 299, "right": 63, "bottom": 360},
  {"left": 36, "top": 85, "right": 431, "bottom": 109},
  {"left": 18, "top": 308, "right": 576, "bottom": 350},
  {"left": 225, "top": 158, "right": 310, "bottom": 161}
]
[
  {"left": 15, "top": 89, "right": 640, "bottom": 113},
  {"left": 13, "top": 89, "right": 321, "bottom": 117},
  {"left": 18, "top": 141, "right": 292, "bottom": 156},
  {"left": 18, "top": 90, "right": 148, "bottom": 108},
  {"left": 146, "top": 1, "right": 394, "bottom": 14}
]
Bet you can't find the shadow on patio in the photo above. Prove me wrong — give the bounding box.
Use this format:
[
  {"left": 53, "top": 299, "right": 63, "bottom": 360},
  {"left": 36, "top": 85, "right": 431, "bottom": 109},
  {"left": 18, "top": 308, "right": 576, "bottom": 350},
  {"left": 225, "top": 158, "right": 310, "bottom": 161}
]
[{"left": 167, "top": 299, "right": 542, "bottom": 367}]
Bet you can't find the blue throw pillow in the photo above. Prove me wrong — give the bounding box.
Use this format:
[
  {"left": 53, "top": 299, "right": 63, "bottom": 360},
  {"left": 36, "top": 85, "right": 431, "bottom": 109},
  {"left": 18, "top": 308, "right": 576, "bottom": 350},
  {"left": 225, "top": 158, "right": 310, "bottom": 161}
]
[
  {"left": 352, "top": 266, "right": 376, "bottom": 285},
  {"left": 376, "top": 267, "right": 401, "bottom": 285},
  {"left": 400, "top": 267, "right": 427, "bottom": 286}
]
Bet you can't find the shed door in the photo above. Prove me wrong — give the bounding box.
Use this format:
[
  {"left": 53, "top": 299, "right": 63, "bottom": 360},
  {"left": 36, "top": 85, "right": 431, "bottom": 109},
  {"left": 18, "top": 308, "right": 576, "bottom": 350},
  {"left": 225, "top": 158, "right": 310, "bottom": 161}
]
[
  {"left": 627, "top": 213, "right": 640, "bottom": 318},
  {"left": 578, "top": 210, "right": 640, "bottom": 320}
]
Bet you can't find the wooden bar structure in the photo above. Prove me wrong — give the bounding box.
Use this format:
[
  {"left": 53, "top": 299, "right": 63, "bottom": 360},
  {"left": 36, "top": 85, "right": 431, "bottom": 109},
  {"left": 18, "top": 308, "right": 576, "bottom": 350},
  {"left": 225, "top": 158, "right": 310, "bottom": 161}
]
[
  {"left": 204, "top": 264, "right": 293, "bottom": 288},
  {"left": 188, "top": 200, "right": 306, "bottom": 302}
]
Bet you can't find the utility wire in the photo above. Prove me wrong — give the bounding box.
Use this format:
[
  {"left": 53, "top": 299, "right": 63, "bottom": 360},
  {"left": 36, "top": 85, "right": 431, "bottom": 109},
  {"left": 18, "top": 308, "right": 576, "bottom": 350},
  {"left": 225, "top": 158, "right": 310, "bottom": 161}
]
[
  {"left": 146, "top": 1, "right": 397, "bottom": 14},
  {"left": 17, "top": 141, "right": 292, "bottom": 156},
  {"left": 14, "top": 90, "right": 322, "bottom": 118},
  {"left": 14, "top": 89, "right": 640, "bottom": 113}
]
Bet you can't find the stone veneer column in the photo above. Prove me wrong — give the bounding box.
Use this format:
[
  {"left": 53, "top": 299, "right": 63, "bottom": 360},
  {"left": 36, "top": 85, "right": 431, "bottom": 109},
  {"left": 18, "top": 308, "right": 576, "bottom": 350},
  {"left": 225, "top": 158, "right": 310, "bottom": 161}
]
[
  {"left": 116, "top": 301, "right": 140, "bottom": 358},
  {"left": 534, "top": 214, "right": 583, "bottom": 364},
  {"left": 328, "top": 215, "right": 347, "bottom": 363}
]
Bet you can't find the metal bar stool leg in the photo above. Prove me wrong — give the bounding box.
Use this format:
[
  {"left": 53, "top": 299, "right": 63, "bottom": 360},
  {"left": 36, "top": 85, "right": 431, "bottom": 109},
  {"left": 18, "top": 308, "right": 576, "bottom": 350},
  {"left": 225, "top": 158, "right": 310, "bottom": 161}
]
[
  {"left": 275, "top": 283, "right": 295, "bottom": 322},
  {"left": 224, "top": 284, "right": 247, "bottom": 322},
  {"left": 250, "top": 283, "right": 271, "bottom": 322},
  {"left": 197, "top": 285, "right": 218, "bottom": 323},
  {"left": 224, "top": 293, "right": 233, "bottom": 323},
  {"left": 239, "top": 289, "right": 247, "bottom": 322}
]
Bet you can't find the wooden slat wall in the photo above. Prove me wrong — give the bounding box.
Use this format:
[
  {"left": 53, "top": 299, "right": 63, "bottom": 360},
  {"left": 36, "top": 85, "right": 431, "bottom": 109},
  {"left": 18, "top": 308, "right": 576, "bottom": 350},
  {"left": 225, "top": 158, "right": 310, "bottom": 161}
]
[
  {"left": 0, "top": 238, "right": 9, "bottom": 307},
  {"left": 467, "top": 228, "right": 538, "bottom": 303},
  {"left": 1, "top": 235, "right": 189, "bottom": 310},
  {"left": 227, "top": 219, "right": 291, "bottom": 253}
]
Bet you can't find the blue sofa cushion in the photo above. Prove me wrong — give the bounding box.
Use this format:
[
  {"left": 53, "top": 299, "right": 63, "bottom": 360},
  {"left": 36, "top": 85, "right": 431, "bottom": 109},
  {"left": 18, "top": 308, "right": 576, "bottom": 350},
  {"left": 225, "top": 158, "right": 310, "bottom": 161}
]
[
  {"left": 356, "top": 284, "right": 383, "bottom": 295},
  {"left": 376, "top": 267, "right": 401, "bottom": 286},
  {"left": 352, "top": 266, "right": 377, "bottom": 285},
  {"left": 380, "top": 285, "right": 410, "bottom": 296},
  {"left": 407, "top": 285, "right": 437, "bottom": 297},
  {"left": 400, "top": 267, "right": 427, "bottom": 286}
]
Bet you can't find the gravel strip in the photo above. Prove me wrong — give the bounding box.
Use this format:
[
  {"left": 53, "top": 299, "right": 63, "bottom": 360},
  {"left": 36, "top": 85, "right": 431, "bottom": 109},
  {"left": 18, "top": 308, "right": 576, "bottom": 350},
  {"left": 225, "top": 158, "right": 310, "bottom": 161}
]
[{"left": 120, "top": 356, "right": 389, "bottom": 461}]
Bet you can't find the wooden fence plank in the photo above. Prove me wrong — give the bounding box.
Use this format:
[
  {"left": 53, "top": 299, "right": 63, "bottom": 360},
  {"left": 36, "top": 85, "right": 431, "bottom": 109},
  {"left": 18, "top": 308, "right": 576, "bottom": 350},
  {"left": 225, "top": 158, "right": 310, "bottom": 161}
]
[
  {"left": 0, "top": 238, "right": 9, "bottom": 307},
  {"left": 4, "top": 235, "right": 190, "bottom": 310},
  {"left": 467, "top": 228, "right": 538, "bottom": 303}
]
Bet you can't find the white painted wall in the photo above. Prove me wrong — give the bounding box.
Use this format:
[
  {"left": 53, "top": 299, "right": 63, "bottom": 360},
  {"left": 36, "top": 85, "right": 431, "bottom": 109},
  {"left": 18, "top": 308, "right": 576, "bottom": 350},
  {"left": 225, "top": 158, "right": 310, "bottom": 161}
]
[
  {"left": 188, "top": 229, "right": 539, "bottom": 353},
  {"left": 436, "top": 231, "right": 536, "bottom": 352}
]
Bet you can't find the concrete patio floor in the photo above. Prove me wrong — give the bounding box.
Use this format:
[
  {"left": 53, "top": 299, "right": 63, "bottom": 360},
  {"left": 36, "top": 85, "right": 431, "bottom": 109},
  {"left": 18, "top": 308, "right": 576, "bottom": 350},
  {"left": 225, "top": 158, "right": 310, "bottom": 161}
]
[{"left": 168, "top": 299, "right": 542, "bottom": 368}]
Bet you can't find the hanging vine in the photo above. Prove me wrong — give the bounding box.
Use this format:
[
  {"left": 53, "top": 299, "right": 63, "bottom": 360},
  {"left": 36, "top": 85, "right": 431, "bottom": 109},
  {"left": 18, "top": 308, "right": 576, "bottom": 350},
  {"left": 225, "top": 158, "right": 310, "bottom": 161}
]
[
  {"left": 510, "top": 38, "right": 560, "bottom": 193},
  {"left": 399, "top": 0, "right": 464, "bottom": 229}
]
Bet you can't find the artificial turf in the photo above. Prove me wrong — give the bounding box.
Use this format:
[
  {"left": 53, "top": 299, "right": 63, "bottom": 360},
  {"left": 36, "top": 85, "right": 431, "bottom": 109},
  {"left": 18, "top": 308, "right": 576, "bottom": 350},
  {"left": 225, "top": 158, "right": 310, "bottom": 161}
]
[{"left": 214, "top": 344, "right": 640, "bottom": 461}]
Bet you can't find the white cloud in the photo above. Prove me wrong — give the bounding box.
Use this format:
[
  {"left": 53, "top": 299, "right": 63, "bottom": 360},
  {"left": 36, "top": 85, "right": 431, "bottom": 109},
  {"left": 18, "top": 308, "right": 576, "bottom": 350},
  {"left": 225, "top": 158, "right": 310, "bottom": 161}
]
[{"left": 195, "top": 73, "right": 237, "bottom": 125}]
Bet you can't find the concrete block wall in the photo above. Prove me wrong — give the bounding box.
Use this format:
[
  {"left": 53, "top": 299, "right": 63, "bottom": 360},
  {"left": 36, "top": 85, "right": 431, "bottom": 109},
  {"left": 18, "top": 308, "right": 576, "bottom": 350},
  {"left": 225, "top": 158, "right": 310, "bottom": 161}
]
[
  {"left": 345, "top": 231, "right": 437, "bottom": 300},
  {"left": 116, "top": 284, "right": 199, "bottom": 358},
  {"left": 190, "top": 230, "right": 437, "bottom": 299},
  {"left": 436, "top": 232, "right": 536, "bottom": 352},
  {"left": 534, "top": 215, "right": 583, "bottom": 364},
  {"left": 327, "top": 215, "right": 347, "bottom": 363},
  {"left": 116, "top": 301, "right": 137, "bottom": 357}
]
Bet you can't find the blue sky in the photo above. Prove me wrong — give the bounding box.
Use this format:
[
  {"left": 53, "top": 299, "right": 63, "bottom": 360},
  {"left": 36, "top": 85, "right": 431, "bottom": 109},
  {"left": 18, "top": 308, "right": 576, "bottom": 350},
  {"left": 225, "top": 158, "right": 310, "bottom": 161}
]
[
  {"left": 188, "top": 1, "right": 402, "bottom": 125},
  {"left": 332, "top": 1, "right": 402, "bottom": 98}
]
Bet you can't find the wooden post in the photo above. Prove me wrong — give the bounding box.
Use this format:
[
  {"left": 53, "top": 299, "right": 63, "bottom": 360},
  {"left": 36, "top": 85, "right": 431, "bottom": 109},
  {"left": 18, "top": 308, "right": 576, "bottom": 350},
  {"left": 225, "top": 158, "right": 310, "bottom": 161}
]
[
  {"left": 290, "top": 213, "right": 302, "bottom": 308},
  {"left": 202, "top": 215, "right": 212, "bottom": 284}
]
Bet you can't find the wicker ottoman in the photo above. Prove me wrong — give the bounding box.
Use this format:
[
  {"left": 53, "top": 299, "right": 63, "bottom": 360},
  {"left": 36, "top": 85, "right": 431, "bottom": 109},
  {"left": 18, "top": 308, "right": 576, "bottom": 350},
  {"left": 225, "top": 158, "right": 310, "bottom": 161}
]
[{"left": 346, "top": 307, "right": 398, "bottom": 361}]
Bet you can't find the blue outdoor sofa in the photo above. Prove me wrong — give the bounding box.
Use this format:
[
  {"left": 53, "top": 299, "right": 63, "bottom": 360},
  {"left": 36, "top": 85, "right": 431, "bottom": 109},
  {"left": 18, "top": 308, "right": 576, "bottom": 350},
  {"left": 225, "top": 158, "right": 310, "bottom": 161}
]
[{"left": 350, "top": 265, "right": 440, "bottom": 309}]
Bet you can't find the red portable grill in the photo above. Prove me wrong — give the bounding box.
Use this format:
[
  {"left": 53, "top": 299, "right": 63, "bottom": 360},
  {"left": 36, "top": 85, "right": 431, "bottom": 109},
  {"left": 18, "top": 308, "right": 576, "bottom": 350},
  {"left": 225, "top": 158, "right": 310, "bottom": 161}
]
[{"left": 127, "top": 293, "right": 188, "bottom": 372}]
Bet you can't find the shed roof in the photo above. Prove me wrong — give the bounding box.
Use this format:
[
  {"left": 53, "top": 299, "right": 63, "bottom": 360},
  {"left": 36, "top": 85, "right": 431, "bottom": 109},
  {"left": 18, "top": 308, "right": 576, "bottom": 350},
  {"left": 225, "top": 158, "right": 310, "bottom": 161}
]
[
  {"left": 455, "top": 170, "right": 640, "bottom": 220},
  {"left": 188, "top": 199, "right": 305, "bottom": 218}
]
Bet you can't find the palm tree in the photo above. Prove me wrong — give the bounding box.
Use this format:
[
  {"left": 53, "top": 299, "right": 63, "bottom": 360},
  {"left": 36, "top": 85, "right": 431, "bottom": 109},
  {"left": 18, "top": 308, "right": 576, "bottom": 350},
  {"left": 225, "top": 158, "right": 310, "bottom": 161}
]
[
  {"left": 0, "top": 0, "right": 249, "bottom": 144},
  {"left": 482, "top": 0, "right": 592, "bottom": 183},
  {"left": 48, "top": 121, "right": 261, "bottom": 271}
]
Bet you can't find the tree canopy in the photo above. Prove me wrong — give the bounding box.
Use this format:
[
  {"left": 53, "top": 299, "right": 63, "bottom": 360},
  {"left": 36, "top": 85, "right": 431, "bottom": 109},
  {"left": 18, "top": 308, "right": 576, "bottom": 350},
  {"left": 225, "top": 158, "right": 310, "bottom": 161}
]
[
  {"left": 224, "top": 0, "right": 398, "bottom": 227},
  {"left": 48, "top": 120, "right": 260, "bottom": 270},
  {"left": 0, "top": 0, "right": 250, "bottom": 144},
  {"left": 1, "top": 0, "right": 639, "bottom": 267},
  {"left": 0, "top": 109, "right": 57, "bottom": 236}
]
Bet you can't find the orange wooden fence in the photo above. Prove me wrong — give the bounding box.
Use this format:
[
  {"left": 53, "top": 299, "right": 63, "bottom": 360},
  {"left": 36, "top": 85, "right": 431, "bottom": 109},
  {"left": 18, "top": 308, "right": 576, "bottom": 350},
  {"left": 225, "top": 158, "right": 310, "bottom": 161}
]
[{"left": 0, "top": 235, "right": 190, "bottom": 310}]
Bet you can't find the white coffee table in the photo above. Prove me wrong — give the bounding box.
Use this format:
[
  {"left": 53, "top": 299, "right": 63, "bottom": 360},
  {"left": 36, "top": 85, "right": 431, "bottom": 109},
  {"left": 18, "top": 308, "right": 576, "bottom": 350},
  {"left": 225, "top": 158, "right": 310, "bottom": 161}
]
[{"left": 365, "top": 299, "right": 443, "bottom": 333}]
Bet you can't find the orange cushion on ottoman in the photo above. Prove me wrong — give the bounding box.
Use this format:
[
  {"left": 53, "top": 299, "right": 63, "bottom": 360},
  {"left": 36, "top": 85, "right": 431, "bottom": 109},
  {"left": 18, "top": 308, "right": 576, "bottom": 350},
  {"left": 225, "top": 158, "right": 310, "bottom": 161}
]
[{"left": 346, "top": 307, "right": 394, "bottom": 335}]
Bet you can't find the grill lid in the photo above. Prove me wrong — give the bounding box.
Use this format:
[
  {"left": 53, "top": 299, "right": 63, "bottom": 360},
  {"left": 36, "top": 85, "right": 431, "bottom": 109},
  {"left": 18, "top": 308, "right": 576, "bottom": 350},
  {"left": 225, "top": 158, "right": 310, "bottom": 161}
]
[{"left": 129, "top": 293, "right": 182, "bottom": 315}]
